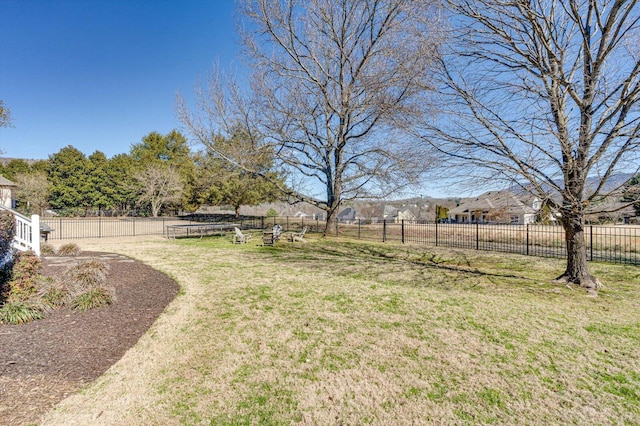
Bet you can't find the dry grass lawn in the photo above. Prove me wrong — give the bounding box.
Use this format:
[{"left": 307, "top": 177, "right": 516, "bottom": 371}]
[{"left": 41, "top": 235, "right": 640, "bottom": 425}]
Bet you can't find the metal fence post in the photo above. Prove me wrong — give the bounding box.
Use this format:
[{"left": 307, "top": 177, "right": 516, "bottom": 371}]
[
  {"left": 526, "top": 224, "right": 530, "bottom": 256},
  {"left": 590, "top": 225, "right": 593, "bottom": 261},
  {"left": 435, "top": 219, "right": 438, "bottom": 247},
  {"left": 383, "top": 220, "right": 387, "bottom": 242},
  {"left": 476, "top": 222, "right": 479, "bottom": 250},
  {"left": 358, "top": 219, "right": 361, "bottom": 240},
  {"left": 401, "top": 220, "right": 405, "bottom": 244}
]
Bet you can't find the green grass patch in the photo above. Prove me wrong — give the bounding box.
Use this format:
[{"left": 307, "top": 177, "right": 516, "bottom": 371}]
[{"left": 42, "top": 236, "right": 640, "bottom": 425}]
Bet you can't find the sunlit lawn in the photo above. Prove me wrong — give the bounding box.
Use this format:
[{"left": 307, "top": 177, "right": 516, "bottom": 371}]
[{"left": 43, "top": 235, "right": 640, "bottom": 425}]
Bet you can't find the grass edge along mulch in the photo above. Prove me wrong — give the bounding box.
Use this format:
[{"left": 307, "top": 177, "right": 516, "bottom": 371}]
[{"left": 41, "top": 235, "right": 640, "bottom": 425}]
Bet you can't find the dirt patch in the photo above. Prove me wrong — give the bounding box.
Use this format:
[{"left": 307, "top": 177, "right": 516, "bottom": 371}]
[{"left": 0, "top": 252, "right": 179, "bottom": 426}]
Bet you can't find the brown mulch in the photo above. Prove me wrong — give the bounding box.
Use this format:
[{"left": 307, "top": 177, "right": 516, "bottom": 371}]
[{"left": 0, "top": 252, "right": 180, "bottom": 426}]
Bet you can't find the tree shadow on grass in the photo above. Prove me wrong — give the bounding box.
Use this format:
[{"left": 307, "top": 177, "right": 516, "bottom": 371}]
[{"left": 264, "top": 240, "right": 540, "bottom": 291}]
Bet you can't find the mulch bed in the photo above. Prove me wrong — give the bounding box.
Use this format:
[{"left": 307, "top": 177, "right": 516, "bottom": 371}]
[{"left": 0, "top": 252, "right": 179, "bottom": 426}]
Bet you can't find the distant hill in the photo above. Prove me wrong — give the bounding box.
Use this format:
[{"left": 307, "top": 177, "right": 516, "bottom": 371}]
[
  {"left": 0, "top": 157, "right": 43, "bottom": 166},
  {"left": 509, "top": 172, "right": 636, "bottom": 199}
]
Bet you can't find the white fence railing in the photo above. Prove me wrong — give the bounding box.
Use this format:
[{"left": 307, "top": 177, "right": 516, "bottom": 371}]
[{"left": 0, "top": 206, "right": 41, "bottom": 256}]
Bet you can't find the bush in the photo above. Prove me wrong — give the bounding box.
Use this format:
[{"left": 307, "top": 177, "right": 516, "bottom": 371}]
[
  {"left": 1, "top": 251, "right": 41, "bottom": 301},
  {"left": 57, "top": 243, "right": 81, "bottom": 256},
  {"left": 0, "top": 210, "right": 15, "bottom": 254},
  {"left": 37, "top": 276, "right": 70, "bottom": 309},
  {"left": 0, "top": 210, "right": 16, "bottom": 287},
  {"left": 0, "top": 301, "right": 44, "bottom": 324},
  {"left": 64, "top": 259, "right": 110, "bottom": 290},
  {"left": 0, "top": 252, "right": 115, "bottom": 323},
  {"left": 71, "top": 287, "right": 114, "bottom": 311},
  {"left": 64, "top": 259, "right": 115, "bottom": 311},
  {"left": 40, "top": 243, "right": 56, "bottom": 256},
  {"left": 266, "top": 208, "right": 278, "bottom": 218}
]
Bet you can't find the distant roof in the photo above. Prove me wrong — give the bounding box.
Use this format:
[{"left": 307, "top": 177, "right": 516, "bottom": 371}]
[
  {"left": 337, "top": 207, "right": 357, "bottom": 220},
  {"left": 0, "top": 175, "right": 17, "bottom": 187},
  {"left": 449, "top": 191, "right": 536, "bottom": 215},
  {"left": 383, "top": 205, "right": 398, "bottom": 217}
]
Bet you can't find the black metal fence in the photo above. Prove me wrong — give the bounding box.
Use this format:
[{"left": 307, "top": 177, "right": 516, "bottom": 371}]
[
  {"left": 336, "top": 220, "right": 640, "bottom": 266},
  {"left": 40, "top": 214, "right": 321, "bottom": 241},
  {"left": 40, "top": 214, "right": 639, "bottom": 266}
]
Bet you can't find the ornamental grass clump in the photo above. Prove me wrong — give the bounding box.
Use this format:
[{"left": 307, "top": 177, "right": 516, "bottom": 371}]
[
  {"left": 37, "top": 276, "right": 70, "bottom": 309},
  {"left": 0, "top": 301, "right": 44, "bottom": 324},
  {"left": 0, "top": 246, "right": 115, "bottom": 323},
  {"left": 71, "top": 287, "right": 114, "bottom": 311},
  {"left": 57, "top": 243, "right": 81, "bottom": 256},
  {"left": 40, "top": 243, "right": 56, "bottom": 256},
  {"left": 64, "top": 259, "right": 114, "bottom": 311}
]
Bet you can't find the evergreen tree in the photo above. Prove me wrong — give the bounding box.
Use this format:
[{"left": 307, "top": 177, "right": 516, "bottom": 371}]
[
  {"left": 106, "top": 154, "right": 138, "bottom": 213},
  {"left": 623, "top": 175, "right": 640, "bottom": 217},
  {"left": 86, "top": 151, "right": 114, "bottom": 212},
  {"left": 48, "top": 146, "right": 91, "bottom": 214}
]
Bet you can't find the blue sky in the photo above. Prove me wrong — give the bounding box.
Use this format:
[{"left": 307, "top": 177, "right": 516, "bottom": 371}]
[{"left": 0, "top": 0, "right": 239, "bottom": 160}]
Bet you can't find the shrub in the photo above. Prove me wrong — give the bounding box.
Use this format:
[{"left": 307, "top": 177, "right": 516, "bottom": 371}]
[
  {"left": 0, "top": 254, "right": 115, "bottom": 323},
  {"left": 64, "top": 259, "right": 110, "bottom": 291},
  {"left": 0, "top": 210, "right": 16, "bottom": 288},
  {"left": 40, "top": 243, "right": 56, "bottom": 256},
  {"left": 57, "top": 243, "right": 81, "bottom": 256},
  {"left": 37, "top": 276, "right": 70, "bottom": 309},
  {"left": 0, "top": 301, "right": 44, "bottom": 324},
  {"left": 0, "top": 210, "right": 15, "bottom": 254},
  {"left": 71, "top": 287, "right": 114, "bottom": 311},
  {"left": 1, "top": 251, "right": 41, "bottom": 301}
]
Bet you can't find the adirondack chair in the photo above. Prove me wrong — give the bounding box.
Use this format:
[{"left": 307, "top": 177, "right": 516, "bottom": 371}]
[
  {"left": 233, "top": 227, "right": 252, "bottom": 244},
  {"left": 288, "top": 226, "right": 307, "bottom": 242},
  {"left": 262, "top": 224, "right": 282, "bottom": 246}
]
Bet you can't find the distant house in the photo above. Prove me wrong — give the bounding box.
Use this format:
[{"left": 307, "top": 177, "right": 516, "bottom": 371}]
[
  {"left": 383, "top": 205, "right": 417, "bottom": 223},
  {"left": 448, "top": 191, "right": 539, "bottom": 225},
  {"left": 337, "top": 207, "right": 358, "bottom": 223},
  {"left": 0, "top": 175, "right": 17, "bottom": 209}
]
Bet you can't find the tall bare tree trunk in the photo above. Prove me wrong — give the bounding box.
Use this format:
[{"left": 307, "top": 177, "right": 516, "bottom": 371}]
[
  {"left": 557, "top": 211, "right": 601, "bottom": 293},
  {"left": 323, "top": 179, "right": 341, "bottom": 237}
]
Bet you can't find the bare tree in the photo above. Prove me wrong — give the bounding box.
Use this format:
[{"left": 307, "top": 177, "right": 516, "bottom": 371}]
[
  {"left": 14, "top": 172, "right": 50, "bottom": 216},
  {"left": 134, "top": 165, "right": 184, "bottom": 217},
  {"left": 0, "top": 100, "right": 11, "bottom": 128},
  {"left": 179, "top": 0, "right": 441, "bottom": 234},
  {"left": 419, "top": 0, "right": 640, "bottom": 292}
]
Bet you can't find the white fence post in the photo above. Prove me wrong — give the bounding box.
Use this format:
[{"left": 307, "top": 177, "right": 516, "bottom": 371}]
[{"left": 31, "top": 214, "right": 41, "bottom": 256}]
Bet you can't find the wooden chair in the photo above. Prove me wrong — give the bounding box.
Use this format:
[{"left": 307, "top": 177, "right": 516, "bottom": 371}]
[
  {"left": 233, "top": 227, "right": 252, "bottom": 244},
  {"left": 288, "top": 226, "right": 307, "bottom": 242},
  {"left": 262, "top": 224, "right": 282, "bottom": 246}
]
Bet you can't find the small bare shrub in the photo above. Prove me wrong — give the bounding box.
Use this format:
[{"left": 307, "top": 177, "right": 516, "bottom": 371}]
[{"left": 57, "top": 243, "right": 81, "bottom": 256}]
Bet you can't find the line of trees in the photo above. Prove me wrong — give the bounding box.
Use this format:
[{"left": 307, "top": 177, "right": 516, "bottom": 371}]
[{"left": 1, "top": 130, "right": 282, "bottom": 217}]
